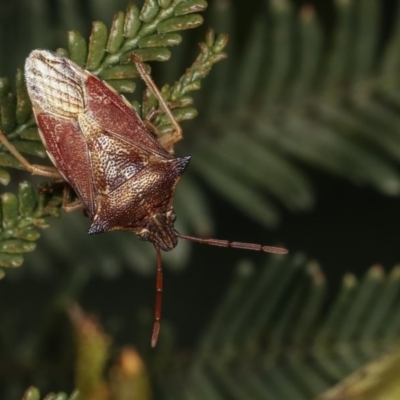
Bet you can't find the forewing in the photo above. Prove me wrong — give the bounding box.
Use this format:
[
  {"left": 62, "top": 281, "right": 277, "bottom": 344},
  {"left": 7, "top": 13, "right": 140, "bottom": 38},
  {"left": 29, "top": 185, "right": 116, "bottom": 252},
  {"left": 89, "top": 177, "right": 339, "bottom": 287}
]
[
  {"left": 36, "top": 113, "right": 96, "bottom": 217},
  {"left": 84, "top": 75, "right": 172, "bottom": 159},
  {"left": 25, "top": 50, "right": 172, "bottom": 218}
]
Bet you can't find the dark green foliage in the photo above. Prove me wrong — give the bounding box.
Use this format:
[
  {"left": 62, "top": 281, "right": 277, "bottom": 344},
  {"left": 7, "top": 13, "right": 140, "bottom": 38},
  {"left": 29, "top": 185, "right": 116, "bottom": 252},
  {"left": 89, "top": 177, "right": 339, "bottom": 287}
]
[
  {"left": 0, "top": 182, "right": 62, "bottom": 273},
  {"left": 161, "top": 255, "right": 400, "bottom": 399},
  {"left": 22, "top": 387, "right": 80, "bottom": 400},
  {"left": 186, "top": 0, "right": 400, "bottom": 227},
  {"left": 17, "top": 256, "right": 400, "bottom": 399}
]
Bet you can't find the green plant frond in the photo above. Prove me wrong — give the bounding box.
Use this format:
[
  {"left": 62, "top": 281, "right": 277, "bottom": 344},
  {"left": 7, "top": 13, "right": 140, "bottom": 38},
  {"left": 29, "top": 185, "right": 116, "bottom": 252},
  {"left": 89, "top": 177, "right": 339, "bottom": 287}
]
[
  {"left": 65, "top": 0, "right": 207, "bottom": 74},
  {"left": 159, "top": 256, "right": 400, "bottom": 399},
  {"left": 22, "top": 387, "right": 80, "bottom": 400},
  {"left": 20, "top": 306, "right": 153, "bottom": 400},
  {"left": 174, "top": 0, "right": 400, "bottom": 226},
  {"left": 141, "top": 28, "right": 228, "bottom": 133},
  {"left": 318, "top": 347, "right": 400, "bottom": 400},
  {"left": 13, "top": 256, "right": 400, "bottom": 399},
  {"left": 0, "top": 181, "right": 62, "bottom": 272},
  {"left": 69, "top": 305, "right": 111, "bottom": 398}
]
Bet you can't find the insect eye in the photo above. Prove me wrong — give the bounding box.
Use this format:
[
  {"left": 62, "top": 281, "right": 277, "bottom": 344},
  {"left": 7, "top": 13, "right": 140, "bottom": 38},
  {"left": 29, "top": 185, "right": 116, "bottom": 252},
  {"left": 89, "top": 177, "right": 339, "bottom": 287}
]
[
  {"left": 139, "top": 229, "right": 150, "bottom": 241},
  {"left": 168, "top": 211, "right": 177, "bottom": 222}
]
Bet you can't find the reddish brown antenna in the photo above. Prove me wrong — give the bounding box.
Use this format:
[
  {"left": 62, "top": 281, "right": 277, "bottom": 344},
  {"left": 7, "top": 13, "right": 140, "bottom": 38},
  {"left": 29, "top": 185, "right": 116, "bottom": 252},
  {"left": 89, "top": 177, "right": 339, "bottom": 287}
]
[
  {"left": 150, "top": 235, "right": 287, "bottom": 347},
  {"left": 177, "top": 233, "right": 288, "bottom": 255}
]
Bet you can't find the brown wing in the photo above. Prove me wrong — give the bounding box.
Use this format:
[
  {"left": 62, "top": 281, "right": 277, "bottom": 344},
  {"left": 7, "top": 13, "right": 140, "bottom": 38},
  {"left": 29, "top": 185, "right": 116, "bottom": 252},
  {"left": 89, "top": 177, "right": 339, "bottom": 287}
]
[
  {"left": 37, "top": 113, "right": 96, "bottom": 217},
  {"left": 84, "top": 75, "right": 172, "bottom": 159},
  {"left": 26, "top": 50, "right": 173, "bottom": 219}
]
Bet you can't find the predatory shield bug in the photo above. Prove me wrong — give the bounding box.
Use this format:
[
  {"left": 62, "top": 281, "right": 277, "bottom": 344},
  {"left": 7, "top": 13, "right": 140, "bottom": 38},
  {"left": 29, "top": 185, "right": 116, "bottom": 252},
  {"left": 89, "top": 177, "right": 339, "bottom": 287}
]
[{"left": 0, "top": 50, "right": 288, "bottom": 347}]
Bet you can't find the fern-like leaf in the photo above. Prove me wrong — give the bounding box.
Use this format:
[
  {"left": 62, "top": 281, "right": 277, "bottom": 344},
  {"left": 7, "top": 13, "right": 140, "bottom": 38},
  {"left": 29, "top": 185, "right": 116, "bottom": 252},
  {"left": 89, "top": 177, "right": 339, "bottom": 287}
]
[
  {"left": 160, "top": 255, "right": 400, "bottom": 399},
  {"left": 0, "top": 181, "right": 62, "bottom": 273},
  {"left": 182, "top": 0, "right": 400, "bottom": 227},
  {"left": 22, "top": 387, "right": 80, "bottom": 400},
  {"left": 9, "top": 255, "right": 400, "bottom": 398}
]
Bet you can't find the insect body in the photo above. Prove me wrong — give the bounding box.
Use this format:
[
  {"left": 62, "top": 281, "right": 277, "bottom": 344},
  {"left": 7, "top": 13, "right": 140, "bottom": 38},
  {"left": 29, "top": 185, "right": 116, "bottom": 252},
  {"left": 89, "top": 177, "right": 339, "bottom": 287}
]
[
  {"left": 0, "top": 50, "right": 287, "bottom": 346},
  {"left": 25, "top": 50, "right": 188, "bottom": 251}
]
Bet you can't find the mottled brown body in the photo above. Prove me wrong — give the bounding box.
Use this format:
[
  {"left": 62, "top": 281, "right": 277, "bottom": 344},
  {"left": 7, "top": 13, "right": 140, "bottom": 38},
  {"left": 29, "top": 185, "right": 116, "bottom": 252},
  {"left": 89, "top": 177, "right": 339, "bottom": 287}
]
[{"left": 25, "top": 50, "right": 189, "bottom": 251}]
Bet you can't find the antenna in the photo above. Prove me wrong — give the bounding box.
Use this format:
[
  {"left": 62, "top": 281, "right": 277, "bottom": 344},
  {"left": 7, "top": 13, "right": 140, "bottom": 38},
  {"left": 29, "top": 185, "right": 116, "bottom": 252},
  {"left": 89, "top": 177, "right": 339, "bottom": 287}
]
[
  {"left": 177, "top": 233, "right": 288, "bottom": 254},
  {"left": 150, "top": 234, "right": 287, "bottom": 347}
]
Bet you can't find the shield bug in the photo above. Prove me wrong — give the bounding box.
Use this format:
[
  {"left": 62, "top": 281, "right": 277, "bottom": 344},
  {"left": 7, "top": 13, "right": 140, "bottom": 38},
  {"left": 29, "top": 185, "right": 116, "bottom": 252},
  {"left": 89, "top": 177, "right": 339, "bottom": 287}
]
[{"left": 0, "top": 50, "right": 287, "bottom": 347}]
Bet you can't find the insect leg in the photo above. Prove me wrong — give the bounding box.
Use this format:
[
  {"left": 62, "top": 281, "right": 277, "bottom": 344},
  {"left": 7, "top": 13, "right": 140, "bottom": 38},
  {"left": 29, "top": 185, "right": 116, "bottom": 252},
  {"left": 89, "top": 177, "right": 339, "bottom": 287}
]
[
  {"left": 0, "top": 130, "right": 62, "bottom": 179},
  {"left": 151, "top": 245, "right": 163, "bottom": 347},
  {"left": 62, "top": 184, "right": 85, "bottom": 213},
  {"left": 132, "top": 57, "right": 182, "bottom": 152}
]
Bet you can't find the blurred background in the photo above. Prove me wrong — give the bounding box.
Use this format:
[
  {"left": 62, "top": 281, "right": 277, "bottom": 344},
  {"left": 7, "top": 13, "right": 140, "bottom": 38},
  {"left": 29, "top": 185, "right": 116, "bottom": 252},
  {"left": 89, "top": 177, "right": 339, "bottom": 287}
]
[{"left": 2, "top": 0, "right": 400, "bottom": 399}]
